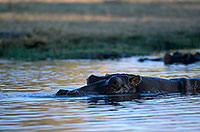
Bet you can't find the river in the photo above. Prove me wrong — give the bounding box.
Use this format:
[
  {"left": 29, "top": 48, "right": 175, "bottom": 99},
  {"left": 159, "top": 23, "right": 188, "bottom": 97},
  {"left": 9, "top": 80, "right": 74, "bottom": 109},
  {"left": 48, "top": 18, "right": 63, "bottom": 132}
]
[{"left": 0, "top": 56, "right": 200, "bottom": 132}]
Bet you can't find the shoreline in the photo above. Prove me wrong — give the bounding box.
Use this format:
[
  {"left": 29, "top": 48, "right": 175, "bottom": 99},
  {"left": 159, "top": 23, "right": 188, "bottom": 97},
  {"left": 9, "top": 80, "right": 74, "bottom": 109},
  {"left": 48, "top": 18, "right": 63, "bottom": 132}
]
[{"left": 0, "top": 32, "right": 200, "bottom": 61}]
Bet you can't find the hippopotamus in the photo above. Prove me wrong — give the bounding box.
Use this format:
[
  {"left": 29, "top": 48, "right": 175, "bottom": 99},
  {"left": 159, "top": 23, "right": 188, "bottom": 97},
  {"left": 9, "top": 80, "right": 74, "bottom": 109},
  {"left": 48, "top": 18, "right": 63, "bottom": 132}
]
[
  {"left": 56, "top": 74, "right": 200, "bottom": 96},
  {"left": 138, "top": 52, "right": 200, "bottom": 65},
  {"left": 164, "top": 52, "right": 200, "bottom": 65}
]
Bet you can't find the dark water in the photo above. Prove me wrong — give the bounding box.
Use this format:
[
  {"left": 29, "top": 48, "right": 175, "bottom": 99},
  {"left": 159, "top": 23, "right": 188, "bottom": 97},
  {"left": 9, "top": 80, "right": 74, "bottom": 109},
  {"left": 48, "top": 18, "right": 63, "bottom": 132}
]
[{"left": 0, "top": 56, "right": 200, "bottom": 132}]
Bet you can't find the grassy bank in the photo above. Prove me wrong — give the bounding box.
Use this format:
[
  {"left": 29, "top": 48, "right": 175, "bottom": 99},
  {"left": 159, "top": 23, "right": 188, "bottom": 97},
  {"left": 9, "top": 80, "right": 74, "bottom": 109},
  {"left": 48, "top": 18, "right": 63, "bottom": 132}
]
[
  {"left": 0, "top": 0, "right": 200, "bottom": 60},
  {"left": 1, "top": 31, "right": 200, "bottom": 60}
]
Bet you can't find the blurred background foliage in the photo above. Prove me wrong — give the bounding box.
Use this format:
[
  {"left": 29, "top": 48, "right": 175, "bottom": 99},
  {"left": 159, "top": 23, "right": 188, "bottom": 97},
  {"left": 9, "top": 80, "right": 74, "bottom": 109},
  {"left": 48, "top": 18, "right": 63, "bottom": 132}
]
[{"left": 0, "top": 0, "right": 200, "bottom": 60}]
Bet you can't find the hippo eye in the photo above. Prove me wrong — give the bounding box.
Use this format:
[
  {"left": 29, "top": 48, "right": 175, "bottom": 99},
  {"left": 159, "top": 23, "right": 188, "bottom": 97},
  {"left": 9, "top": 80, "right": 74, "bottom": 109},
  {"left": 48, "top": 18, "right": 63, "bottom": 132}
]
[
  {"left": 128, "top": 76, "right": 142, "bottom": 86},
  {"left": 128, "top": 78, "right": 133, "bottom": 83}
]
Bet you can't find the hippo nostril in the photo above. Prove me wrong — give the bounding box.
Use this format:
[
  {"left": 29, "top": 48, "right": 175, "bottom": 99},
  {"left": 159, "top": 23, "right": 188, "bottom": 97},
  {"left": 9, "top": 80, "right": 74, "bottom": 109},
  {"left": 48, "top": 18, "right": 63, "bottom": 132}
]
[
  {"left": 67, "top": 90, "right": 79, "bottom": 96},
  {"left": 56, "top": 89, "right": 69, "bottom": 95}
]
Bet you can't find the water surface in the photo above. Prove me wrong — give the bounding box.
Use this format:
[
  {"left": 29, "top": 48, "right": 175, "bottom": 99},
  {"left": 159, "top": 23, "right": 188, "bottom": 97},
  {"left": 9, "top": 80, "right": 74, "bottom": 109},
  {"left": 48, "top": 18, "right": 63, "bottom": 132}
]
[{"left": 0, "top": 57, "right": 200, "bottom": 132}]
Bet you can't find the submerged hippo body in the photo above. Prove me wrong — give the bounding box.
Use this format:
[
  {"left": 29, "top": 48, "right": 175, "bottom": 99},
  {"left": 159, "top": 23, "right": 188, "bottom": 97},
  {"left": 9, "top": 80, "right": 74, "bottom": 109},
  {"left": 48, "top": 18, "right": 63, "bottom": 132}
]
[
  {"left": 136, "top": 77, "right": 200, "bottom": 94},
  {"left": 164, "top": 52, "right": 200, "bottom": 65},
  {"left": 56, "top": 74, "right": 200, "bottom": 96},
  {"left": 138, "top": 52, "right": 200, "bottom": 65}
]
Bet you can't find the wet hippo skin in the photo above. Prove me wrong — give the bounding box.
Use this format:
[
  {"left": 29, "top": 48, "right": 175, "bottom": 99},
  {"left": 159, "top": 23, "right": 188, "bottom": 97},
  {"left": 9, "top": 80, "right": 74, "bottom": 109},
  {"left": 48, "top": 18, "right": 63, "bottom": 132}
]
[
  {"left": 138, "top": 52, "right": 200, "bottom": 65},
  {"left": 56, "top": 74, "right": 200, "bottom": 96},
  {"left": 164, "top": 52, "right": 200, "bottom": 65}
]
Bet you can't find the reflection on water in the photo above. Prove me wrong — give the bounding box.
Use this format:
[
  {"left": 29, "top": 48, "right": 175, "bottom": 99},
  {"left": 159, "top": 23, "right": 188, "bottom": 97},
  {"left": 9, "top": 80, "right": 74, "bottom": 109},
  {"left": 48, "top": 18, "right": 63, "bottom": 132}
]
[{"left": 0, "top": 57, "right": 200, "bottom": 132}]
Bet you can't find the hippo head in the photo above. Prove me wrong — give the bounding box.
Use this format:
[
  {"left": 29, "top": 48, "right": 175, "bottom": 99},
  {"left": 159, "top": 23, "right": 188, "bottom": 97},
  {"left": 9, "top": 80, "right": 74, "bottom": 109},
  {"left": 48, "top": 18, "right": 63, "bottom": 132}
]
[
  {"left": 163, "top": 52, "right": 200, "bottom": 65},
  {"left": 56, "top": 74, "right": 142, "bottom": 96},
  {"left": 164, "top": 52, "right": 184, "bottom": 64},
  {"left": 105, "top": 74, "right": 142, "bottom": 94}
]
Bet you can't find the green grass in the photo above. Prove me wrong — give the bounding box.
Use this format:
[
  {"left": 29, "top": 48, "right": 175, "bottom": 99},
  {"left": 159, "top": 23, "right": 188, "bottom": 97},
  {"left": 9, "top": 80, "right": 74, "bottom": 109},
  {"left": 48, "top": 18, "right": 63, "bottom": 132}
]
[{"left": 1, "top": 32, "right": 200, "bottom": 60}]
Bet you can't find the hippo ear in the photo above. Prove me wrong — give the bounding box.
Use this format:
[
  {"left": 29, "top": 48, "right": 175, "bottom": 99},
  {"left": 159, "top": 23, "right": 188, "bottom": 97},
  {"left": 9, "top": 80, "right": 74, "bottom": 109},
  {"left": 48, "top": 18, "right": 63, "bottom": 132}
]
[
  {"left": 183, "top": 53, "right": 191, "bottom": 60},
  {"left": 129, "top": 75, "right": 142, "bottom": 86},
  {"left": 164, "top": 53, "right": 173, "bottom": 64},
  {"left": 87, "top": 75, "right": 102, "bottom": 84},
  {"left": 182, "top": 53, "right": 192, "bottom": 64}
]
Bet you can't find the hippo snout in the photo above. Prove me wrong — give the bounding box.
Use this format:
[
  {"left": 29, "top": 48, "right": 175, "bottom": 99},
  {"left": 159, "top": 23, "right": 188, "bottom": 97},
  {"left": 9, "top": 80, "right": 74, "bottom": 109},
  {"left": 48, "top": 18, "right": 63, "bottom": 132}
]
[
  {"left": 67, "top": 90, "right": 84, "bottom": 96},
  {"left": 56, "top": 89, "right": 69, "bottom": 96},
  {"left": 56, "top": 89, "right": 85, "bottom": 96}
]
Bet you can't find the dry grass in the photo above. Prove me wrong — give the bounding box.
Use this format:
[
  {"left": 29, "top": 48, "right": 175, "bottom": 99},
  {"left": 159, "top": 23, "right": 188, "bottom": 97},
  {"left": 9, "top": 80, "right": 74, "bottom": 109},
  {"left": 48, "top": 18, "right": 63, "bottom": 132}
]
[{"left": 1, "top": 0, "right": 200, "bottom": 35}]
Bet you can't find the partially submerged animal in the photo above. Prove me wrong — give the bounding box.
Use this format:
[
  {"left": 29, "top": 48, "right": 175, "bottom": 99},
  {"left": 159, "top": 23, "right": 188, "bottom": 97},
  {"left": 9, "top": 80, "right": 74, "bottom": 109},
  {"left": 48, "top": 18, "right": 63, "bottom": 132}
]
[
  {"left": 164, "top": 52, "right": 200, "bottom": 64},
  {"left": 138, "top": 52, "right": 200, "bottom": 65},
  {"left": 56, "top": 74, "right": 200, "bottom": 96}
]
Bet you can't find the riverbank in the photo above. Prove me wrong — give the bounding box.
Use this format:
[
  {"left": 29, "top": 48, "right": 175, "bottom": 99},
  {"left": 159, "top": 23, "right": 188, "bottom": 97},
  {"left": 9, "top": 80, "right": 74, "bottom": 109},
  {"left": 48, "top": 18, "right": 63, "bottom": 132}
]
[
  {"left": 0, "top": 0, "right": 200, "bottom": 60},
  {"left": 1, "top": 31, "right": 200, "bottom": 60}
]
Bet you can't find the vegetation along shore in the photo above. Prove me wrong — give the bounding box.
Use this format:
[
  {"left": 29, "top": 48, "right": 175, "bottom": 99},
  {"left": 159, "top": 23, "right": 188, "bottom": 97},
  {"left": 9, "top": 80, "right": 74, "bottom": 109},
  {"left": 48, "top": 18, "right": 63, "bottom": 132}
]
[{"left": 0, "top": 0, "right": 200, "bottom": 60}]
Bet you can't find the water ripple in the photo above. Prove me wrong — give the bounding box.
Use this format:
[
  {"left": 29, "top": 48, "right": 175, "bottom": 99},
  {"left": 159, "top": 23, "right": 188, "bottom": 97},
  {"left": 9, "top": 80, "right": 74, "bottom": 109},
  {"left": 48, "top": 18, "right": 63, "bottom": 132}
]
[{"left": 0, "top": 57, "right": 200, "bottom": 131}]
